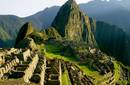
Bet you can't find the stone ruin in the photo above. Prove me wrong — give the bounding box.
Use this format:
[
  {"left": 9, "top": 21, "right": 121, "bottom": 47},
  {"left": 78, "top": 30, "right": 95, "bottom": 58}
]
[{"left": 0, "top": 48, "right": 94, "bottom": 85}]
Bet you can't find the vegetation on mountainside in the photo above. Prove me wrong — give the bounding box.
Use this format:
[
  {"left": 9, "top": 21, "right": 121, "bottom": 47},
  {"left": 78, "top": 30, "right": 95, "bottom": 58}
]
[
  {"left": 96, "top": 21, "right": 130, "bottom": 65},
  {"left": 14, "top": 20, "right": 130, "bottom": 84},
  {"left": 9, "top": 0, "right": 130, "bottom": 84},
  {"left": 15, "top": 22, "right": 34, "bottom": 46},
  {"left": 29, "top": 31, "right": 46, "bottom": 44},
  {"left": 14, "top": 21, "right": 130, "bottom": 85},
  {"left": 38, "top": 42, "right": 130, "bottom": 85},
  {"left": 51, "top": 0, "right": 97, "bottom": 47},
  {"left": 43, "top": 27, "right": 62, "bottom": 40},
  {"left": 0, "top": 27, "right": 14, "bottom": 47},
  {"left": 0, "top": 27, "right": 11, "bottom": 41}
]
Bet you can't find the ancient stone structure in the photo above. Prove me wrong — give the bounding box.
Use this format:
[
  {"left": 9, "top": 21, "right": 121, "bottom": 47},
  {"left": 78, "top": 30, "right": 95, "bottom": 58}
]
[
  {"left": 0, "top": 48, "right": 94, "bottom": 85},
  {"left": 23, "top": 54, "right": 39, "bottom": 83},
  {"left": 22, "top": 49, "right": 31, "bottom": 61},
  {"left": 0, "top": 57, "right": 19, "bottom": 79}
]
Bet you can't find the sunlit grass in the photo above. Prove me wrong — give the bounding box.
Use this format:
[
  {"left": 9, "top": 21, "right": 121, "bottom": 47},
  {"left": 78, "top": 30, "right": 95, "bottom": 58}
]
[
  {"left": 39, "top": 43, "right": 106, "bottom": 84},
  {"left": 62, "top": 69, "right": 72, "bottom": 85},
  {"left": 112, "top": 61, "right": 120, "bottom": 83}
]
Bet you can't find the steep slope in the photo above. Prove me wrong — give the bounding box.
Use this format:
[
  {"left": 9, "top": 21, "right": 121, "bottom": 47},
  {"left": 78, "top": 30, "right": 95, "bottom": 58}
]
[
  {"left": 41, "top": 0, "right": 130, "bottom": 65},
  {"left": 51, "top": 0, "right": 97, "bottom": 46},
  {"left": 0, "top": 0, "right": 129, "bottom": 66},
  {"left": 24, "top": 6, "right": 59, "bottom": 29},
  {"left": 95, "top": 21, "right": 128, "bottom": 64},
  {"left": 0, "top": 15, "right": 24, "bottom": 47},
  {"left": 80, "top": 0, "right": 130, "bottom": 34},
  {"left": 0, "top": 26, "right": 12, "bottom": 47},
  {"left": 42, "top": 27, "right": 62, "bottom": 40},
  {"left": 0, "top": 7, "right": 59, "bottom": 47},
  {"left": 12, "top": 22, "right": 130, "bottom": 85},
  {"left": 1, "top": 0, "right": 130, "bottom": 48},
  {"left": 0, "top": 15, "right": 24, "bottom": 37},
  {"left": 15, "top": 22, "right": 34, "bottom": 47},
  {"left": 3, "top": 0, "right": 129, "bottom": 84}
]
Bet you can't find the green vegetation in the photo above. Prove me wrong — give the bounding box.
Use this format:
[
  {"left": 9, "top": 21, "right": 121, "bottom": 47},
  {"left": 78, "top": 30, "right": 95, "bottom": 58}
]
[
  {"left": 39, "top": 43, "right": 105, "bottom": 84},
  {"left": 62, "top": 68, "right": 72, "bottom": 85},
  {"left": 43, "top": 27, "right": 62, "bottom": 40},
  {"left": 96, "top": 21, "right": 127, "bottom": 64},
  {"left": 44, "top": 42, "right": 63, "bottom": 53},
  {"left": 51, "top": 0, "right": 97, "bottom": 47},
  {"left": 0, "top": 27, "right": 11, "bottom": 41},
  {"left": 0, "top": 27, "right": 14, "bottom": 47},
  {"left": 44, "top": 43, "right": 76, "bottom": 61},
  {"left": 113, "top": 61, "right": 121, "bottom": 83},
  {"left": 15, "top": 22, "right": 34, "bottom": 46},
  {"left": 29, "top": 31, "right": 45, "bottom": 44},
  {"left": 38, "top": 41, "right": 130, "bottom": 85},
  {"left": 6, "top": 0, "right": 130, "bottom": 84}
]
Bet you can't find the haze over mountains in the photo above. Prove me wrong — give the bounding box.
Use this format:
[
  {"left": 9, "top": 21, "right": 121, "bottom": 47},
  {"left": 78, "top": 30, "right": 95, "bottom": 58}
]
[
  {"left": 11, "top": 0, "right": 130, "bottom": 65},
  {"left": 0, "top": 0, "right": 130, "bottom": 67},
  {"left": 0, "top": 0, "right": 130, "bottom": 47}
]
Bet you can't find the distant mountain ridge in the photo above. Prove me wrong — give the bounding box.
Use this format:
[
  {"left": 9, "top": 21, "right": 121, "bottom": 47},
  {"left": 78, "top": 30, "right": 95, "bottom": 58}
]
[
  {"left": 0, "top": 0, "right": 130, "bottom": 66},
  {"left": 0, "top": 0, "right": 130, "bottom": 43},
  {"left": 11, "top": 1, "right": 130, "bottom": 84},
  {"left": 0, "top": 0, "right": 130, "bottom": 47},
  {"left": 81, "top": 0, "right": 130, "bottom": 34},
  {"left": 38, "top": 0, "right": 129, "bottom": 65}
]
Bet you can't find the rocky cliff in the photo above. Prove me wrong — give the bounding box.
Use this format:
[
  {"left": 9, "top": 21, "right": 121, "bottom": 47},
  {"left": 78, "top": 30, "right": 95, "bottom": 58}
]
[
  {"left": 15, "top": 22, "right": 34, "bottom": 47},
  {"left": 51, "top": 0, "right": 97, "bottom": 47},
  {"left": 0, "top": 0, "right": 130, "bottom": 85}
]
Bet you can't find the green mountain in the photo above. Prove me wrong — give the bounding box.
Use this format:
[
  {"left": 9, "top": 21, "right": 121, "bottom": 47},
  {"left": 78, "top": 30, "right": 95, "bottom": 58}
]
[
  {"left": 14, "top": 22, "right": 130, "bottom": 85},
  {"left": 0, "top": 0, "right": 128, "bottom": 65},
  {"left": 5, "top": 0, "right": 129, "bottom": 85},
  {"left": 95, "top": 21, "right": 128, "bottom": 64},
  {"left": 0, "top": 15, "right": 24, "bottom": 47},
  {"left": 1, "top": 0, "right": 130, "bottom": 48},
  {"left": 15, "top": 22, "right": 34, "bottom": 46},
  {"left": 44, "top": 0, "right": 130, "bottom": 66},
  {"left": 0, "top": 26, "right": 12, "bottom": 47},
  {"left": 51, "top": 0, "right": 97, "bottom": 47}
]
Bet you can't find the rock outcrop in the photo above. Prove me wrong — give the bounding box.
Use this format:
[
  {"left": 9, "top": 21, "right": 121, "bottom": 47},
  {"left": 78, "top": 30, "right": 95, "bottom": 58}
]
[
  {"left": 50, "top": 0, "right": 97, "bottom": 47},
  {"left": 15, "top": 22, "right": 34, "bottom": 46},
  {"left": 16, "top": 37, "right": 37, "bottom": 50}
]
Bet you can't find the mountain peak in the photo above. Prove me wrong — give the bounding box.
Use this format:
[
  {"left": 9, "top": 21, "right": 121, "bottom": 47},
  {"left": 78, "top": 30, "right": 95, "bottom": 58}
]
[
  {"left": 68, "top": 0, "right": 76, "bottom": 3},
  {"left": 51, "top": 0, "right": 97, "bottom": 46},
  {"left": 15, "top": 22, "right": 34, "bottom": 46},
  {"left": 64, "top": 0, "right": 79, "bottom": 9},
  {"left": 51, "top": 0, "right": 80, "bottom": 38}
]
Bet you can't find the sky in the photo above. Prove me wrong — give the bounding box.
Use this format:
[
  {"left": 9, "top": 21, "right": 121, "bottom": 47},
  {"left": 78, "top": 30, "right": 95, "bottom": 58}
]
[{"left": 0, "top": 0, "right": 92, "bottom": 17}]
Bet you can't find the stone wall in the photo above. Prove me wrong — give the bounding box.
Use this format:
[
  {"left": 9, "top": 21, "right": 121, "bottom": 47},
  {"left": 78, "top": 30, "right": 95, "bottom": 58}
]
[
  {"left": 22, "top": 49, "right": 31, "bottom": 61},
  {"left": 0, "top": 57, "right": 19, "bottom": 79},
  {"left": 23, "top": 54, "right": 39, "bottom": 83}
]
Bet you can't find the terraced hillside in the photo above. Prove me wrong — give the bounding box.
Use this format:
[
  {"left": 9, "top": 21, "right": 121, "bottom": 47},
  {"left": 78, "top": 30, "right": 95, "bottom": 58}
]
[
  {"left": 0, "top": 43, "right": 130, "bottom": 85},
  {"left": 41, "top": 40, "right": 130, "bottom": 85},
  {"left": 0, "top": 0, "right": 130, "bottom": 85},
  {"left": 0, "top": 48, "right": 95, "bottom": 85}
]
